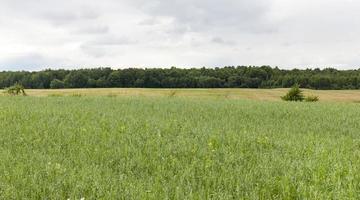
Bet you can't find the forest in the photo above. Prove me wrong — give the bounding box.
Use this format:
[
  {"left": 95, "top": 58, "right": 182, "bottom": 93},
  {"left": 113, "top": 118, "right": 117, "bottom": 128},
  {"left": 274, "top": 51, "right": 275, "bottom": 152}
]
[{"left": 1, "top": 66, "right": 360, "bottom": 89}]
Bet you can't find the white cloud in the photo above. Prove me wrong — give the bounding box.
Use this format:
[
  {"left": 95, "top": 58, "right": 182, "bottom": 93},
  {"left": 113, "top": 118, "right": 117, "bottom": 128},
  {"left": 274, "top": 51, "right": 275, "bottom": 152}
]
[{"left": 0, "top": 0, "right": 359, "bottom": 71}]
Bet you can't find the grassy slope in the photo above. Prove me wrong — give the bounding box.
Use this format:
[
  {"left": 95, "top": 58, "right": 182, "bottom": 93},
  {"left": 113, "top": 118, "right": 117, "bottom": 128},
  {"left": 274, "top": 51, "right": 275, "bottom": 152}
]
[
  {"left": 1, "top": 96, "right": 360, "bottom": 199},
  {"left": 2, "top": 88, "right": 360, "bottom": 102}
]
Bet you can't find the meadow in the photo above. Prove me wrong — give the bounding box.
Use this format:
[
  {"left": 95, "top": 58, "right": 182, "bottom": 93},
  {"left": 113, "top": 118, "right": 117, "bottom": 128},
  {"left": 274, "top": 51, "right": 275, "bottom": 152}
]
[
  {"left": 3, "top": 88, "right": 360, "bottom": 102},
  {"left": 1, "top": 90, "right": 360, "bottom": 199}
]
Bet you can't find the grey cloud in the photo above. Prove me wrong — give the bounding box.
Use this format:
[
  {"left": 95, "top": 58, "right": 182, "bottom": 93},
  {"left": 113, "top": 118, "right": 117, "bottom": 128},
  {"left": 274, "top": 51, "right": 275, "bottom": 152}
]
[
  {"left": 72, "top": 25, "right": 110, "bottom": 34},
  {"left": 2, "top": 0, "right": 102, "bottom": 26},
  {"left": 138, "top": 18, "right": 161, "bottom": 26},
  {"left": 0, "top": 53, "right": 64, "bottom": 71},
  {"left": 165, "top": 24, "right": 191, "bottom": 36},
  {"left": 80, "top": 45, "right": 107, "bottom": 58},
  {"left": 42, "top": 9, "right": 101, "bottom": 26},
  {"left": 1, "top": 0, "right": 360, "bottom": 69},
  {"left": 86, "top": 36, "right": 137, "bottom": 46},
  {"left": 132, "top": 0, "right": 274, "bottom": 33},
  {"left": 78, "top": 10, "right": 100, "bottom": 20},
  {"left": 212, "top": 37, "right": 226, "bottom": 44},
  {"left": 80, "top": 35, "right": 137, "bottom": 58},
  {"left": 43, "top": 12, "right": 79, "bottom": 26},
  {"left": 211, "top": 37, "right": 237, "bottom": 46}
]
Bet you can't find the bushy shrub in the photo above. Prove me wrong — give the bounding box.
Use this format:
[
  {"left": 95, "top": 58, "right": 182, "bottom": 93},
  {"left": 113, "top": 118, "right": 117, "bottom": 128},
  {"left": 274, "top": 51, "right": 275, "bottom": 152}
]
[
  {"left": 5, "top": 83, "right": 26, "bottom": 96},
  {"left": 305, "top": 96, "right": 319, "bottom": 102},
  {"left": 281, "top": 84, "right": 304, "bottom": 101},
  {"left": 281, "top": 84, "right": 320, "bottom": 102}
]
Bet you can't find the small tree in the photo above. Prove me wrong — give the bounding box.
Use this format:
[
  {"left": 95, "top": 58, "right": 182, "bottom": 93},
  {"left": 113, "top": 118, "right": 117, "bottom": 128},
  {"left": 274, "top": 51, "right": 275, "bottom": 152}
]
[
  {"left": 5, "top": 83, "right": 27, "bottom": 96},
  {"left": 281, "top": 84, "right": 304, "bottom": 101}
]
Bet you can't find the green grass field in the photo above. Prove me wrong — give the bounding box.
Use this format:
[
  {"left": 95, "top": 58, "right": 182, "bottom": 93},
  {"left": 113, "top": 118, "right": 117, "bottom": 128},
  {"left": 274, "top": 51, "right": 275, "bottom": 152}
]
[{"left": 1, "top": 94, "right": 360, "bottom": 199}]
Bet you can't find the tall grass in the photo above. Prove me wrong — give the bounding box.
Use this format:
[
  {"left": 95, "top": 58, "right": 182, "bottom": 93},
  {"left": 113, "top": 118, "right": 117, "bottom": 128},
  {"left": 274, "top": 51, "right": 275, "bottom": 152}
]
[{"left": 0, "top": 96, "right": 360, "bottom": 199}]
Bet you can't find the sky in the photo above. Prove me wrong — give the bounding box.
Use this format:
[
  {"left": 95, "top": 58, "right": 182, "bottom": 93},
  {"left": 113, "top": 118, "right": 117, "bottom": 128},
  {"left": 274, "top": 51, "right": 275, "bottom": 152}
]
[{"left": 0, "top": 0, "right": 359, "bottom": 71}]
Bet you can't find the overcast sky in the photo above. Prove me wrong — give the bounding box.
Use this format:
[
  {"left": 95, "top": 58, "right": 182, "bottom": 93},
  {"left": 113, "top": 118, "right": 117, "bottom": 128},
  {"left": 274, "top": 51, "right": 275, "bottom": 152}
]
[{"left": 0, "top": 0, "right": 359, "bottom": 71}]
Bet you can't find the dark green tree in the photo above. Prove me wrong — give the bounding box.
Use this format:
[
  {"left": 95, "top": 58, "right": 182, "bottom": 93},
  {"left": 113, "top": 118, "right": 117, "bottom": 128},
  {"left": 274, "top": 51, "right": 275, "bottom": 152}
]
[
  {"left": 50, "top": 79, "right": 65, "bottom": 89},
  {"left": 64, "top": 71, "right": 89, "bottom": 88}
]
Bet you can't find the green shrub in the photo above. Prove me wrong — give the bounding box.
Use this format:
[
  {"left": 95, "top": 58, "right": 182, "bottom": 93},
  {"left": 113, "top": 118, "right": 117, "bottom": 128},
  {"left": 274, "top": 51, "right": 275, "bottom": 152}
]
[
  {"left": 281, "top": 84, "right": 304, "bottom": 101},
  {"left": 4, "top": 83, "right": 26, "bottom": 96},
  {"left": 305, "top": 96, "right": 319, "bottom": 102}
]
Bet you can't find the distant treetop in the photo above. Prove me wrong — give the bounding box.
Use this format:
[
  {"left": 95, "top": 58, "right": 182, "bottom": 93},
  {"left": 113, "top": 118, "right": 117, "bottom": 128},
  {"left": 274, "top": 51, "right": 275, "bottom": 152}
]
[{"left": 0, "top": 66, "right": 360, "bottom": 90}]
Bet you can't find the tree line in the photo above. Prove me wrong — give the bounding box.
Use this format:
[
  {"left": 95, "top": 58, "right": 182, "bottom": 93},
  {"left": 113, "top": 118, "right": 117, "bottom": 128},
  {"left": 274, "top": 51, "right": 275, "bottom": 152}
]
[{"left": 1, "top": 66, "right": 360, "bottom": 89}]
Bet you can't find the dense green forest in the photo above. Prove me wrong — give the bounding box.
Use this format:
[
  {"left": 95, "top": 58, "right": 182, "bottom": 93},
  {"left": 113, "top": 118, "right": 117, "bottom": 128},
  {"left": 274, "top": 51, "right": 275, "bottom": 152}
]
[{"left": 1, "top": 66, "right": 360, "bottom": 89}]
